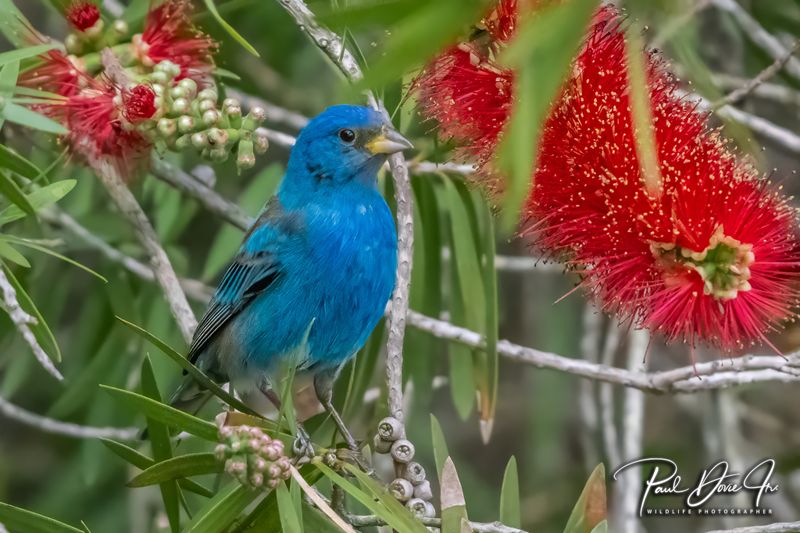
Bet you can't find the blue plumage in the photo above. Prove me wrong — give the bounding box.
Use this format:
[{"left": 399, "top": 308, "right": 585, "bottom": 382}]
[{"left": 173, "top": 105, "right": 410, "bottom": 448}]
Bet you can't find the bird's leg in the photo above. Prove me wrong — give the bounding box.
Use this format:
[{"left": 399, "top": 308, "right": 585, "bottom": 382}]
[
  {"left": 257, "top": 378, "right": 313, "bottom": 458},
  {"left": 313, "top": 369, "right": 358, "bottom": 451}
]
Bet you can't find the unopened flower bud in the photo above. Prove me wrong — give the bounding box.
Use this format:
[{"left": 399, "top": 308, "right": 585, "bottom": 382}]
[
  {"left": 390, "top": 439, "right": 415, "bottom": 463},
  {"left": 253, "top": 457, "right": 267, "bottom": 472},
  {"left": 254, "top": 128, "right": 269, "bottom": 154},
  {"left": 198, "top": 99, "right": 216, "bottom": 113},
  {"left": 267, "top": 478, "right": 279, "bottom": 489},
  {"left": 250, "top": 473, "right": 264, "bottom": 487},
  {"left": 413, "top": 480, "right": 432, "bottom": 500},
  {"left": 207, "top": 147, "right": 228, "bottom": 163},
  {"left": 377, "top": 417, "right": 404, "bottom": 442},
  {"left": 389, "top": 478, "right": 414, "bottom": 502},
  {"left": 65, "top": 34, "right": 82, "bottom": 54},
  {"left": 178, "top": 78, "right": 197, "bottom": 98},
  {"left": 237, "top": 140, "right": 255, "bottom": 171},
  {"left": 214, "top": 444, "right": 228, "bottom": 461},
  {"left": 174, "top": 134, "right": 191, "bottom": 150},
  {"left": 198, "top": 88, "right": 218, "bottom": 102},
  {"left": 223, "top": 98, "right": 239, "bottom": 109},
  {"left": 203, "top": 109, "right": 220, "bottom": 126},
  {"left": 267, "top": 464, "right": 282, "bottom": 479},
  {"left": 151, "top": 84, "right": 165, "bottom": 96},
  {"left": 224, "top": 105, "right": 242, "bottom": 129},
  {"left": 177, "top": 115, "right": 195, "bottom": 133},
  {"left": 170, "top": 86, "right": 187, "bottom": 100},
  {"left": 230, "top": 440, "right": 242, "bottom": 453},
  {"left": 84, "top": 19, "right": 104, "bottom": 38},
  {"left": 250, "top": 106, "right": 266, "bottom": 122},
  {"left": 157, "top": 118, "right": 176, "bottom": 136},
  {"left": 151, "top": 70, "right": 169, "bottom": 85},
  {"left": 207, "top": 127, "right": 229, "bottom": 147},
  {"left": 112, "top": 19, "right": 128, "bottom": 36}
]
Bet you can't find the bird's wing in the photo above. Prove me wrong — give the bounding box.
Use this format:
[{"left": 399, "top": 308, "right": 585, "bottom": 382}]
[{"left": 187, "top": 199, "right": 297, "bottom": 365}]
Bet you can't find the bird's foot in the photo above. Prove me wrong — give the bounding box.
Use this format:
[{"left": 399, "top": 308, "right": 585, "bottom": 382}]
[
  {"left": 291, "top": 425, "right": 315, "bottom": 463},
  {"left": 335, "top": 444, "right": 376, "bottom": 478}
]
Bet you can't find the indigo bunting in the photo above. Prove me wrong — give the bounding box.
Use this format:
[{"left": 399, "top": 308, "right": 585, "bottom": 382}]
[{"left": 172, "top": 105, "right": 411, "bottom": 450}]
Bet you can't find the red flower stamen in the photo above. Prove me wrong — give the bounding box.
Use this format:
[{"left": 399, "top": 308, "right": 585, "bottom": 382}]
[
  {"left": 122, "top": 84, "right": 157, "bottom": 123},
  {"left": 66, "top": 1, "right": 101, "bottom": 32},
  {"left": 19, "top": 50, "right": 85, "bottom": 99},
  {"left": 135, "top": 0, "right": 217, "bottom": 82}
]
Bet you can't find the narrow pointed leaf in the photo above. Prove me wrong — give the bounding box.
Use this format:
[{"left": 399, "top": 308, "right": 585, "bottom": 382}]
[
  {"left": 186, "top": 482, "right": 260, "bottom": 533},
  {"left": 430, "top": 414, "right": 450, "bottom": 478},
  {"left": 0, "top": 171, "right": 34, "bottom": 215},
  {"left": 127, "top": 453, "right": 223, "bottom": 487},
  {"left": 3, "top": 265, "right": 61, "bottom": 362},
  {"left": 563, "top": 464, "right": 607, "bottom": 533},
  {"left": 0, "top": 179, "right": 75, "bottom": 225},
  {"left": 0, "top": 502, "right": 82, "bottom": 533},
  {"left": 499, "top": 456, "right": 521, "bottom": 528},
  {"left": 440, "top": 457, "right": 468, "bottom": 533},
  {"left": 202, "top": 0, "right": 259, "bottom": 56},
  {"left": 0, "top": 239, "right": 29, "bottom": 267},
  {"left": 276, "top": 481, "right": 303, "bottom": 533},
  {"left": 0, "top": 43, "right": 58, "bottom": 65},
  {"left": 2, "top": 102, "right": 68, "bottom": 134}
]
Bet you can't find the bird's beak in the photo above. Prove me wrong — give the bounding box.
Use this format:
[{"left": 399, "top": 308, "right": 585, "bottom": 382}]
[{"left": 365, "top": 126, "right": 414, "bottom": 155}]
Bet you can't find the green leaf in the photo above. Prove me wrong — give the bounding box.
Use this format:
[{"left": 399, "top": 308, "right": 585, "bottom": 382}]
[
  {"left": 499, "top": 456, "right": 520, "bottom": 528},
  {"left": 0, "top": 239, "right": 29, "bottom": 267},
  {"left": 202, "top": 0, "right": 260, "bottom": 57},
  {"left": 0, "top": 144, "right": 44, "bottom": 181},
  {"left": 0, "top": 171, "right": 34, "bottom": 215},
  {"left": 140, "top": 356, "right": 180, "bottom": 533},
  {"left": 276, "top": 481, "right": 303, "bottom": 533},
  {"left": 0, "top": 44, "right": 58, "bottom": 66},
  {"left": 563, "top": 464, "right": 607, "bottom": 533},
  {"left": 101, "top": 384, "right": 218, "bottom": 441},
  {"left": 430, "top": 414, "right": 450, "bottom": 479},
  {"left": 497, "top": 0, "right": 596, "bottom": 231},
  {"left": 478, "top": 194, "right": 499, "bottom": 442},
  {"left": 344, "top": 464, "right": 429, "bottom": 533},
  {"left": 1, "top": 102, "right": 68, "bottom": 134},
  {"left": 3, "top": 235, "right": 108, "bottom": 282},
  {"left": 440, "top": 457, "right": 468, "bottom": 533},
  {"left": 100, "top": 439, "right": 214, "bottom": 498},
  {"left": 0, "top": 502, "right": 83, "bottom": 533},
  {"left": 0, "top": 180, "right": 75, "bottom": 225},
  {"left": 127, "top": 453, "right": 223, "bottom": 487},
  {"left": 0, "top": 59, "right": 19, "bottom": 130},
  {"left": 314, "top": 461, "right": 426, "bottom": 533},
  {"left": 3, "top": 264, "right": 61, "bottom": 362},
  {"left": 319, "top": 0, "right": 422, "bottom": 29},
  {"left": 590, "top": 521, "right": 608, "bottom": 533},
  {"left": 0, "top": 0, "right": 34, "bottom": 47},
  {"left": 115, "top": 316, "right": 258, "bottom": 416},
  {"left": 186, "top": 483, "right": 260, "bottom": 533},
  {"left": 359, "top": 0, "right": 486, "bottom": 90}
]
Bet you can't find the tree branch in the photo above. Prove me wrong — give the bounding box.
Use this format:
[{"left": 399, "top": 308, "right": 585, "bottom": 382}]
[
  {"left": 0, "top": 393, "right": 138, "bottom": 440},
  {"left": 0, "top": 267, "right": 63, "bottom": 381},
  {"left": 706, "top": 522, "right": 800, "bottom": 533},
  {"left": 347, "top": 514, "right": 527, "bottom": 533}
]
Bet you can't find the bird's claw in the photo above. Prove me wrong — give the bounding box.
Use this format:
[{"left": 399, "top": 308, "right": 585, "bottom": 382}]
[{"left": 291, "top": 426, "right": 315, "bottom": 461}]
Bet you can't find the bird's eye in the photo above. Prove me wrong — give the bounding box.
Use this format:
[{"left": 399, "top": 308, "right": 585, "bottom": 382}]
[{"left": 338, "top": 128, "right": 356, "bottom": 144}]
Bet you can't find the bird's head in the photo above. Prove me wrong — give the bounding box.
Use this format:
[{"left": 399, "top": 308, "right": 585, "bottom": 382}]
[{"left": 284, "top": 105, "right": 413, "bottom": 191}]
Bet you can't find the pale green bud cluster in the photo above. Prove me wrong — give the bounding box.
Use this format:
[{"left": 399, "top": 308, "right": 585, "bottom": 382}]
[
  {"left": 216, "top": 423, "right": 291, "bottom": 491},
  {"left": 65, "top": 18, "right": 129, "bottom": 56},
  {"left": 137, "top": 61, "right": 269, "bottom": 173}
]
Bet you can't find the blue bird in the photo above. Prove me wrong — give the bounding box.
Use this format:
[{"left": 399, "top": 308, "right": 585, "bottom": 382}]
[{"left": 171, "top": 105, "right": 411, "bottom": 450}]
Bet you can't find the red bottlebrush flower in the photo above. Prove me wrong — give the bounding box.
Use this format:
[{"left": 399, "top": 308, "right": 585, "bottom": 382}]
[
  {"left": 19, "top": 50, "right": 85, "bottom": 99},
  {"left": 122, "top": 84, "right": 157, "bottom": 123},
  {"left": 134, "top": 0, "right": 217, "bottom": 81},
  {"left": 520, "top": 6, "right": 800, "bottom": 351},
  {"left": 66, "top": 1, "right": 101, "bottom": 32},
  {"left": 416, "top": 44, "right": 512, "bottom": 176},
  {"left": 418, "top": 3, "right": 800, "bottom": 351},
  {"left": 64, "top": 79, "right": 153, "bottom": 177}
]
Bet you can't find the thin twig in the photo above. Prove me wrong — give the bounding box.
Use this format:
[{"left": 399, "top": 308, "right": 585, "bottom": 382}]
[
  {"left": 0, "top": 268, "right": 63, "bottom": 381},
  {"left": 347, "top": 514, "right": 527, "bottom": 533},
  {"left": 290, "top": 466, "right": 357, "bottom": 533},
  {"left": 713, "top": 41, "right": 800, "bottom": 109},
  {"left": 226, "top": 89, "right": 310, "bottom": 130},
  {"left": 712, "top": 0, "right": 800, "bottom": 83},
  {"left": 93, "top": 157, "right": 197, "bottom": 343},
  {"left": 0, "top": 394, "right": 138, "bottom": 440},
  {"left": 705, "top": 522, "right": 800, "bottom": 533},
  {"left": 712, "top": 73, "right": 800, "bottom": 107}
]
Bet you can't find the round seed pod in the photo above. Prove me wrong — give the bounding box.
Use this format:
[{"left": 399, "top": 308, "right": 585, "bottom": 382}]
[
  {"left": 406, "top": 498, "right": 435, "bottom": 518},
  {"left": 390, "top": 439, "right": 415, "bottom": 463},
  {"left": 377, "top": 416, "right": 404, "bottom": 442},
  {"left": 403, "top": 462, "right": 426, "bottom": 485},
  {"left": 373, "top": 433, "right": 391, "bottom": 454},
  {"left": 413, "top": 480, "right": 432, "bottom": 501},
  {"left": 389, "top": 478, "right": 414, "bottom": 502}
]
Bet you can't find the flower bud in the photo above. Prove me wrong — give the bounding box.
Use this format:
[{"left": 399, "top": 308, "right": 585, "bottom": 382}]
[
  {"left": 250, "top": 106, "right": 267, "bottom": 122},
  {"left": 267, "top": 464, "right": 282, "bottom": 479},
  {"left": 254, "top": 128, "right": 269, "bottom": 154},
  {"left": 377, "top": 417, "right": 404, "bottom": 442},
  {"left": 237, "top": 140, "right": 255, "bottom": 172},
  {"left": 151, "top": 71, "right": 169, "bottom": 85},
  {"left": 214, "top": 444, "right": 228, "bottom": 461},
  {"left": 404, "top": 462, "right": 426, "bottom": 485},
  {"left": 170, "top": 86, "right": 187, "bottom": 100},
  {"left": 157, "top": 118, "right": 176, "bottom": 137},
  {"left": 151, "top": 84, "right": 165, "bottom": 96},
  {"left": 230, "top": 440, "right": 242, "bottom": 453},
  {"left": 224, "top": 106, "right": 242, "bottom": 129},
  {"left": 207, "top": 127, "right": 229, "bottom": 147},
  {"left": 191, "top": 132, "right": 208, "bottom": 149},
  {"left": 267, "top": 478, "right": 280, "bottom": 490},
  {"left": 198, "top": 98, "right": 216, "bottom": 113},
  {"left": 389, "top": 478, "right": 414, "bottom": 502},
  {"left": 413, "top": 480, "right": 432, "bottom": 500},
  {"left": 390, "top": 439, "right": 415, "bottom": 463},
  {"left": 174, "top": 134, "right": 191, "bottom": 150},
  {"left": 250, "top": 473, "right": 264, "bottom": 488},
  {"left": 207, "top": 147, "right": 228, "bottom": 163},
  {"left": 177, "top": 115, "right": 195, "bottom": 133},
  {"left": 65, "top": 34, "right": 82, "bottom": 55},
  {"left": 253, "top": 457, "right": 267, "bottom": 472},
  {"left": 178, "top": 78, "right": 197, "bottom": 98},
  {"left": 223, "top": 98, "right": 239, "bottom": 109},
  {"left": 112, "top": 19, "right": 128, "bottom": 36},
  {"left": 202, "top": 109, "right": 221, "bottom": 126},
  {"left": 198, "top": 88, "right": 218, "bottom": 102}
]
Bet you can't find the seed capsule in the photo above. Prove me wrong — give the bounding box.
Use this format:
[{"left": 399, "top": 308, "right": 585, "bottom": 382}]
[
  {"left": 389, "top": 478, "right": 414, "bottom": 502},
  {"left": 404, "top": 462, "right": 426, "bottom": 485},
  {"left": 377, "top": 417, "right": 404, "bottom": 442},
  {"left": 405, "top": 498, "right": 434, "bottom": 518},
  {"left": 373, "top": 434, "right": 392, "bottom": 454},
  {"left": 390, "top": 439, "right": 415, "bottom": 463},
  {"left": 413, "top": 480, "right": 432, "bottom": 500}
]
